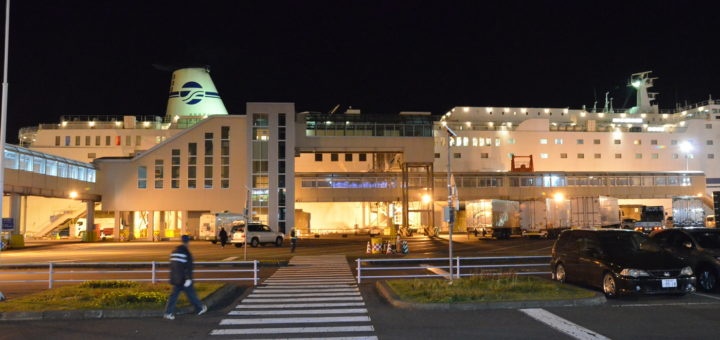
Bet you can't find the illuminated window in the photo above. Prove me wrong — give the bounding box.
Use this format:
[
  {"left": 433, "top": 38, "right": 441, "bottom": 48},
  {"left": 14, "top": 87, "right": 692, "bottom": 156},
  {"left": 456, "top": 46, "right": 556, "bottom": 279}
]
[
  {"left": 554, "top": 138, "right": 563, "bottom": 145},
  {"left": 634, "top": 140, "right": 641, "bottom": 145},
  {"left": 540, "top": 153, "right": 549, "bottom": 159},
  {"left": 540, "top": 138, "right": 548, "bottom": 144}
]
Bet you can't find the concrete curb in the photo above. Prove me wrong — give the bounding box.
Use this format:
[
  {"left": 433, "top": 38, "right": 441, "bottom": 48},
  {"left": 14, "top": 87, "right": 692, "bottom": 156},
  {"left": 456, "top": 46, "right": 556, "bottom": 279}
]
[
  {"left": 0, "top": 283, "right": 242, "bottom": 321},
  {"left": 375, "top": 280, "right": 607, "bottom": 310}
]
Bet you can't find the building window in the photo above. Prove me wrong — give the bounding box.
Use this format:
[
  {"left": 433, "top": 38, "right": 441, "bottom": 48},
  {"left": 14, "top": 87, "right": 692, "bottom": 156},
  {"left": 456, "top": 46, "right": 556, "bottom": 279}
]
[
  {"left": 560, "top": 153, "right": 567, "bottom": 159},
  {"left": 171, "top": 149, "right": 180, "bottom": 189},
  {"left": 634, "top": 140, "right": 641, "bottom": 145},
  {"left": 359, "top": 153, "right": 367, "bottom": 162},
  {"left": 709, "top": 154, "right": 715, "bottom": 159},
  {"left": 331, "top": 153, "right": 338, "bottom": 162},
  {"left": 707, "top": 140, "right": 714, "bottom": 145},
  {"left": 540, "top": 153, "right": 549, "bottom": 159},
  {"left": 88, "top": 153, "right": 96, "bottom": 159},
  {"left": 315, "top": 153, "right": 323, "bottom": 162},
  {"left": 594, "top": 153, "right": 601, "bottom": 159},
  {"left": 651, "top": 140, "right": 658, "bottom": 145},
  {"left": 635, "top": 153, "right": 642, "bottom": 159},
  {"left": 345, "top": 153, "right": 353, "bottom": 162},
  {"left": 594, "top": 139, "right": 601, "bottom": 145},
  {"left": 480, "top": 153, "right": 489, "bottom": 158},
  {"left": 577, "top": 153, "right": 584, "bottom": 159},
  {"left": 671, "top": 140, "right": 678, "bottom": 145},
  {"left": 577, "top": 139, "right": 584, "bottom": 145},
  {"left": 614, "top": 139, "right": 621, "bottom": 145},
  {"left": 75, "top": 136, "right": 81, "bottom": 146},
  {"left": 540, "top": 138, "right": 548, "bottom": 144},
  {"left": 673, "top": 153, "right": 679, "bottom": 159},
  {"left": 137, "top": 166, "right": 147, "bottom": 189},
  {"left": 554, "top": 138, "right": 563, "bottom": 145},
  {"left": 204, "top": 133, "right": 213, "bottom": 189},
  {"left": 434, "top": 153, "right": 440, "bottom": 159},
  {"left": 707, "top": 124, "right": 712, "bottom": 129},
  {"left": 125, "top": 135, "right": 132, "bottom": 146},
  {"left": 453, "top": 153, "right": 461, "bottom": 159},
  {"left": 615, "top": 153, "right": 622, "bottom": 159},
  {"left": 154, "top": 160, "right": 163, "bottom": 189},
  {"left": 55, "top": 136, "right": 60, "bottom": 146},
  {"left": 188, "top": 143, "right": 197, "bottom": 189},
  {"left": 221, "top": 126, "right": 230, "bottom": 189},
  {"left": 652, "top": 153, "right": 659, "bottom": 159}
]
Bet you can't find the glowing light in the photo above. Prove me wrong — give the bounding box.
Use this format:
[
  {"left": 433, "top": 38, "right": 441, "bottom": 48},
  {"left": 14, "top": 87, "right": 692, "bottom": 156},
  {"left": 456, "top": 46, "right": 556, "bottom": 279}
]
[
  {"left": 544, "top": 108, "right": 550, "bottom": 114},
  {"left": 553, "top": 192, "right": 565, "bottom": 202},
  {"left": 563, "top": 108, "right": 569, "bottom": 114},
  {"left": 88, "top": 121, "right": 95, "bottom": 127},
  {"left": 631, "top": 80, "right": 642, "bottom": 88},
  {"left": 485, "top": 107, "right": 493, "bottom": 113},
  {"left": 521, "top": 108, "right": 527, "bottom": 113},
  {"left": 680, "top": 141, "right": 693, "bottom": 153},
  {"left": 61, "top": 121, "right": 68, "bottom": 127},
  {"left": 463, "top": 107, "right": 469, "bottom": 113},
  {"left": 69, "top": 191, "right": 78, "bottom": 199},
  {"left": 580, "top": 111, "right": 586, "bottom": 117},
  {"left": 421, "top": 193, "right": 432, "bottom": 204}
]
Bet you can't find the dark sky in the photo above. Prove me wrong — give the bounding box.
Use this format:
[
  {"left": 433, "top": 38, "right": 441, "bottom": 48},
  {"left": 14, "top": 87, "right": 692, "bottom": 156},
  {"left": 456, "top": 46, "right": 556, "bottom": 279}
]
[{"left": 3, "top": 1, "right": 720, "bottom": 142}]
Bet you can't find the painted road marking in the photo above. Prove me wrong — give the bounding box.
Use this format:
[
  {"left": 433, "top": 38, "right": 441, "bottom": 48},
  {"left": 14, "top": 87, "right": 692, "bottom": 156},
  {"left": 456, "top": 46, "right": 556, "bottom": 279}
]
[{"left": 520, "top": 308, "right": 610, "bottom": 340}]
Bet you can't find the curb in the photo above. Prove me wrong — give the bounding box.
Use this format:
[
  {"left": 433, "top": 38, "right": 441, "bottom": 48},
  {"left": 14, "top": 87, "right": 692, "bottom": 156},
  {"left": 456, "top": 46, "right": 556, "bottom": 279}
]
[
  {"left": 375, "top": 280, "right": 607, "bottom": 310},
  {"left": 0, "top": 283, "right": 243, "bottom": 321}
]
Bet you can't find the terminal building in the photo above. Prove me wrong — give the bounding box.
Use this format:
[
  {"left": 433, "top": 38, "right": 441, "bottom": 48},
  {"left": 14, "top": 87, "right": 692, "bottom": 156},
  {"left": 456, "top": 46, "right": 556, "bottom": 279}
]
[{"left": 2, "top": 68, "right": 715, "bottom": 241}]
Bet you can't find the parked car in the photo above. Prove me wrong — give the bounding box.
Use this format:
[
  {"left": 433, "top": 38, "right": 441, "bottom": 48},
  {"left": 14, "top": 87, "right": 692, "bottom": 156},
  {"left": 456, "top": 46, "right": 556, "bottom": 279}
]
[
  {"left": 650, "top": 228, "right": 720, "bottom": 292},
  {"left": 551, "top": 229, "right": 696, "bottom": 297},
  {"left": 230, "top": 223, "right": 284, "bottom": 247}
]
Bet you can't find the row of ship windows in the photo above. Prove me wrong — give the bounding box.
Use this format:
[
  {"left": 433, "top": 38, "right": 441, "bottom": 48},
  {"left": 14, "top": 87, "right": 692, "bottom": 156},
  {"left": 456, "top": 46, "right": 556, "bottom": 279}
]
[
  {"left": 436, "top": 153, "right": 707, "bottom": 159},
  {"left": 54, "top": 135, "right": 164, "bottom": 147},
  {"left": 445, "top": 137, "right": 708, "bottom": 147}
]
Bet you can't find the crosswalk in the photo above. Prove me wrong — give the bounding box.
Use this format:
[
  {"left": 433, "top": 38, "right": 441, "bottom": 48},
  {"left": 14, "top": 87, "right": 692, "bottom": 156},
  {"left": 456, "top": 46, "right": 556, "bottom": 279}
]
[{"left": 210, "top": 255, "right": 378, "bottom": 339}]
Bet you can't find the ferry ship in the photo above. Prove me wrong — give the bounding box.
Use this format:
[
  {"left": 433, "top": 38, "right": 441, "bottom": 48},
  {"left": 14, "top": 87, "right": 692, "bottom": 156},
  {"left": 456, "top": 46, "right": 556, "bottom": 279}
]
[{"left": 11, "top": 69, "right": 716, "bottom": 239}]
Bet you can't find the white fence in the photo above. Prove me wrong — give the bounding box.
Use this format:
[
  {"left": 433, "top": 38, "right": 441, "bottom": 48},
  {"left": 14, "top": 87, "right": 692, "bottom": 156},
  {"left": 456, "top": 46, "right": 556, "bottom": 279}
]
[
  {"left": 0, "top": 260, "right": 259, "bottom": 288},
  {"left": 356, "top": 256, "right": 551, "bottom": 283}
]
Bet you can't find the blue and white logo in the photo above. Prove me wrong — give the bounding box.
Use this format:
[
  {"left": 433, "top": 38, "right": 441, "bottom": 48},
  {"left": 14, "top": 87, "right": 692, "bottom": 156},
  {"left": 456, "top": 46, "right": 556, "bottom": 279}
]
[{"left": 169, "top": 81, "right": 221, "bottom": 105}]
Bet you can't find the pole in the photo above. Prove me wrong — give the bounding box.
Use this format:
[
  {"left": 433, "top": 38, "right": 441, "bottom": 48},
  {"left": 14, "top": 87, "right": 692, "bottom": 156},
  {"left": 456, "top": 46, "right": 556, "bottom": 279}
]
[
  {"left": 0, "top": 0, "right": 10, "bottom": 256},
  {"left": 445, "top": 125, "right": 456, "bottom": 281}
]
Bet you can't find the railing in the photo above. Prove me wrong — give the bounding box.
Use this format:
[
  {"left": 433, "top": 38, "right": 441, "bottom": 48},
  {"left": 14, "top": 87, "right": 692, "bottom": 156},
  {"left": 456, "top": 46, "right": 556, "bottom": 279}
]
[
  {"left": 356, "top": 256, "right": 551, "bottom": 283},
  {"left": 0, "top": 260, "right": 259, "bottom": 288}
]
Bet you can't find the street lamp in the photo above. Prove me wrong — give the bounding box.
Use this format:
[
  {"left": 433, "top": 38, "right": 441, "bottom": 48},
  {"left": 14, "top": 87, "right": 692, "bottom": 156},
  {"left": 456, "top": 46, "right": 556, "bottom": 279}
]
[
  {"left": 679, "top": 141, "right": 693, "bottom": 171},
  {"left": 444, "top": 124, "right": 458, "bottom": 281}
]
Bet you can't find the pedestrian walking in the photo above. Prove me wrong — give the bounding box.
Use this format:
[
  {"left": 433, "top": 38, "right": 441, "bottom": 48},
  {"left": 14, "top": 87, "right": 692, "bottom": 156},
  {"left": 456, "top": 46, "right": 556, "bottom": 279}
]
[
  {"left": 218, "top": 227, "right": 228, "bottom": 248},
  {"left": 163, "top": 235, "right": 207, "bottom": 320},
  {"left": 290, "top": 229, "right": 298, "bottom": 253}
]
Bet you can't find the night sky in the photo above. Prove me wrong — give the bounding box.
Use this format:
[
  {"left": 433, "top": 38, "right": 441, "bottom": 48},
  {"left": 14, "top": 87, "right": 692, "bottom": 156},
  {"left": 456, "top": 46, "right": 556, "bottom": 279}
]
[{"left": 2, "top": 1, "right": 720, "bottom": 143}]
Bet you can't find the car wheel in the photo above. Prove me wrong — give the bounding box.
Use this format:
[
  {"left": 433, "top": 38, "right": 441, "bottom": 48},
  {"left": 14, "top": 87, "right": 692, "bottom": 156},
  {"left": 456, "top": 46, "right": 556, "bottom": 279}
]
[
  {"left": 234, "top": 243, "right": 243, "bottom": 248},
  {"left": 275, "top": 237, "right": 283, "bottom": 247},
  {"left": 554, "top": 264, "right": 566, "bottom": 283},
  {"left": 251, "top": 238, "right": 260, "bottom": 247},
  {"left": 603, "top": 272, "right": 617, "bottom": 297},
  {"left": 698, "top": 267, "right": 718, "bottom": 292}
]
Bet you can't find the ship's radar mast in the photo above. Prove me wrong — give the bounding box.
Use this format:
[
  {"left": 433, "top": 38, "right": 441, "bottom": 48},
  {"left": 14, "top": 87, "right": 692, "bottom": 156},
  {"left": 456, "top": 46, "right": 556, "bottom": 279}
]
[{"left": 628, "top": 71, "right": 659, "bottom": 114}]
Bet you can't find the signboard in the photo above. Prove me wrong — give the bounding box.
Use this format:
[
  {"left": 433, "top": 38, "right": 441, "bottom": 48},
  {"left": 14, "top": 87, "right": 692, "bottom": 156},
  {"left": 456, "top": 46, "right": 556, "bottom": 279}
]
[{"left": 2, "top": 218, "right": 13, "bottom": 230}]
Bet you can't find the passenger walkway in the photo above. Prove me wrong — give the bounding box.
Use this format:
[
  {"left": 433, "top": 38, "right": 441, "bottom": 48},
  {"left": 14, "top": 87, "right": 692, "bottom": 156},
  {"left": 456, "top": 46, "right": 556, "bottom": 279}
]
[{"left": 209, "top": 254, "right": 377, "bottom": 339}]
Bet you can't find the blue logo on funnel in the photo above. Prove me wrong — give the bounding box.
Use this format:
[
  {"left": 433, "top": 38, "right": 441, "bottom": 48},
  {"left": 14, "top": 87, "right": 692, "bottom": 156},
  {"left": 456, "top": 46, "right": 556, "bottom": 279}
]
[{"left": 168, "top": 82, "right": 221, "bottom": 105}]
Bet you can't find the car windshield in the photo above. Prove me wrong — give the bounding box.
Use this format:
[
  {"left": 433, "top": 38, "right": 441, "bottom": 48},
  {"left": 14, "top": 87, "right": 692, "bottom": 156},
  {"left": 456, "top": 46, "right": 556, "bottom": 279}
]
[
  {"left": 691, "top": 231, "right": 720, "bottom": 249},
  {"left": 599, "top": 232, "right": 660, "bottom": 254}
]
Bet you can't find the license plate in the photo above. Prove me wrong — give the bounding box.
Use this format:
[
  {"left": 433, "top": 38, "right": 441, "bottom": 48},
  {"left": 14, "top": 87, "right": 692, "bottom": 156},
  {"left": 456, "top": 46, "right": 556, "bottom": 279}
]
[{"left": 662, "top": 279, "right": 677, "bottom": 288}]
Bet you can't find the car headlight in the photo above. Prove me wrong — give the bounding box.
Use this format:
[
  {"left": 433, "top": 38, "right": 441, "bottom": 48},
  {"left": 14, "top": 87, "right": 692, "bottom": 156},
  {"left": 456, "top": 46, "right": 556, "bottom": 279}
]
[
  {"left": 680, "top": 266, "right": 694, "bottom": 276},
  {"left": 620, "top": 268, "right": 651, "bottom": 277}
]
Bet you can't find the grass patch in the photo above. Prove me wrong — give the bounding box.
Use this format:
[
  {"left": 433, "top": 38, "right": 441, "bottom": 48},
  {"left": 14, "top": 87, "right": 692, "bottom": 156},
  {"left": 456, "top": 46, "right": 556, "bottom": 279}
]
[
  {"left": 0, "top": 280, "right": 223, "bottom": 312},
  {"left": 386, "top": 273, "right": 597, "bottom": 303}
]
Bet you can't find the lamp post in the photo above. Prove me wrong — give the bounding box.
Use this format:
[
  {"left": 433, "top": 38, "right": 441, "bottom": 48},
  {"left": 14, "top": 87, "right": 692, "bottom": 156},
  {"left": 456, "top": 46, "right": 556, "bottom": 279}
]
[{"left": 444, "top": 125, "right": 458, "bottom": 281}]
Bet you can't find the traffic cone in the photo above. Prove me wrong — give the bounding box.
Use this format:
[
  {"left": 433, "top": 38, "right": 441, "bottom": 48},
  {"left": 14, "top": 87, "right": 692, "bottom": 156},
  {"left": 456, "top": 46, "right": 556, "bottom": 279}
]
[
  {"left": 386, "top": 241, "right": 393, "bottom": 255},
  {"left": 366, "top": 241, "right": 371, "bottom": 254}
]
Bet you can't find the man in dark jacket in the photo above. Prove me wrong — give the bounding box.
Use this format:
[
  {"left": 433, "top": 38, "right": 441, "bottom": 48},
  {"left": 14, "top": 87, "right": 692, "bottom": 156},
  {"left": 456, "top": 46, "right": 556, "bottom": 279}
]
[
  {"left": 218, "top": 227, "right": 228, "bottom": 248},
  {"left": 163, "top": 235, "right": 207, "bottom": 320}
]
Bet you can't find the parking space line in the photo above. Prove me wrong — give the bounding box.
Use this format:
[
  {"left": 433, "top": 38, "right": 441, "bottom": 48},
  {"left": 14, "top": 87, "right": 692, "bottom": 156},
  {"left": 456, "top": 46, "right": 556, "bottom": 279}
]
[
  {"left": 520, "top": 308, "right": 610, "bottom": 340},
  {"left": 694, "top": 293, "right": 720, "bottom": 301}
]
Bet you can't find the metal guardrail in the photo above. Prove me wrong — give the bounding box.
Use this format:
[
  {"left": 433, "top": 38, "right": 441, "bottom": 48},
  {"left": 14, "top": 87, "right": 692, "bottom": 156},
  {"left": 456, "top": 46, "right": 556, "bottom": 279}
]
[
  {"left": 356, "top": 256, "right": 551, "bottom": 283},
  {"left": 0, "top": 260, "right": 259, "bottom": 288}
]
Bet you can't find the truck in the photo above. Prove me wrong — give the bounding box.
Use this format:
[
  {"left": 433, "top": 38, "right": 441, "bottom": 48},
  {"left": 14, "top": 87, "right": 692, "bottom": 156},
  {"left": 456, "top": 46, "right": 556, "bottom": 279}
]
[
  {"left": 74, "top": 217, "right": 117, "bottom": 239},
  {"left": 520, "top": 199, "right": 571, "bottom": 239},
  {"left": 633, "top": 206, "right": 665, "bottom": 233},
  {"left": 465, "top": 199, "right": 520, "bottom": 239},
  {"left": 672, "top": 196, "right": 706, "bottom": 228},
  {"left": 569, "top": 196, "right": 620, "bottom": 229},
  {"left": 199, "top": 212, "right": 246, "bottom": 243}
]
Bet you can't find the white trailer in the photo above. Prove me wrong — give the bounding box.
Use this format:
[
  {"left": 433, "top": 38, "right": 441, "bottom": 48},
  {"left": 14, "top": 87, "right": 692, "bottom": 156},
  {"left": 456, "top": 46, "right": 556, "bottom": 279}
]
[
  {"left": 520, "top": 199, "right": 571, "bottom": 238},
  {"left": 672, "top": 196, "right": 706, "bottom": 228},
  {"left": 569, "top": 196, "right": 620, "bottom": 229},
  {"left": 199, "top": 212, "right": 246, "bottom": 243},
  {"left": 465, "top": 199, "right": 520, "bottom": 239}
]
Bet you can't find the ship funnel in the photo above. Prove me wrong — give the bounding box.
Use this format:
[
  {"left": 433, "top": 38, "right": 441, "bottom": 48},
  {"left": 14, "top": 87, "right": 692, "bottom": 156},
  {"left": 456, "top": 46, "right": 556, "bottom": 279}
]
[{"left": 165, "top": 67, "right": 229, "bottom": 124}]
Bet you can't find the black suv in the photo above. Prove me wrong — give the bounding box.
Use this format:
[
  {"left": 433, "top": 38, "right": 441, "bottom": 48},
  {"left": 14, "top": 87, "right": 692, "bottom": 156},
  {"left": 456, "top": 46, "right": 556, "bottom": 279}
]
[
  {"left": 551, "top": 229, "right": 696, "bottom": 297},
  {"left": 650, "top": 228, "right": 720, "bottom": 292}
]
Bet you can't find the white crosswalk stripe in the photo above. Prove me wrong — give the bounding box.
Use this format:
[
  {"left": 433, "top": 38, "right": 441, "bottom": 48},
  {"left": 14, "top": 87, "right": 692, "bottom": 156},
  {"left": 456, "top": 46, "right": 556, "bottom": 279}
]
[{"left": 210, "top": 254, "right": 378, "bottom": 339}]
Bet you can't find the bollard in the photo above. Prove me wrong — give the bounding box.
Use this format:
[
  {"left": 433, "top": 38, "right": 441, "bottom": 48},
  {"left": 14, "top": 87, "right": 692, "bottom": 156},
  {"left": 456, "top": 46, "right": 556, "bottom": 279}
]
[{"left": 401, "top": 240, "right": 409, "bottom": 254}]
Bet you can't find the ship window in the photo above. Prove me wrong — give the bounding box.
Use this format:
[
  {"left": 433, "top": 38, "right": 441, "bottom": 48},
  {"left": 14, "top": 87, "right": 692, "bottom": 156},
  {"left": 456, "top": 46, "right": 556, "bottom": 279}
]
[
  {"left": 315, "top": 153, "right": 322, "bottom": 162},
  {"left": 594, "top": 154, "right": 601, "bottom": 159},
  {"left": 540, "top": 153, "right": 549, "bottom": 159},
  {"left": 615, "top": 153, "right": 622, "bottom": 159},
  {"left": 594, "top": 139, "right": 601, "bottom": 144},
  {"left": 709, "top": 154, "right": 715, "bottom": 159},
  {"left": 577, "top": 153, "right": 584, "bottom": 159},
  {"left": 560, "top": 153, "right": 567, "bottom": 159},
  {"left": 65, "top": 136, "right": 70, "bottom": 146},
  {"left": 634, "top": 140, "right": 641, "bottom": 145},
  {"left": 359, "top": 153, "right": 367, "bottom": 161},
  {"left": 331, "top": 153, "right": 338, "bottom": 162},
  {"left": 614, "top": 139, "right": 621, "bottom": 145},
  {"left": 707, "top": 140, "right": 714, "bottom": 145},
  {"left": 453, "top": 153, "right": 461, "bottom": 159},
  {"left": 540, "top": 139, "right": 548, "bottom": 144},
  {"left": 652, "top": 153, "right": 659, "bottom": 159},
  {"left": 577, "top": 139, "right": 584, "bottom": 145},
  {"left": 554, "top": 138, "right": 563, "bottom": 145},
  {"left": 635, "top": 153, "right": 642, "bottom": 159},
  {"left": 651, "top": 139, "right": 658, "bottom": 145},
  {"left": 481, "top": 153, "right": 489, "bottom": 158},
  {"left": 706, "top": 124, "right": 712, "bottom": 129},
  {"left": 55, "top": 136, "right": 60, "bottom": 146},
  {"left": 345, "top": 153, "right": 352, "bottom": 162},
  {"left": 434, "top": 153, "right": 440, "bottom": 159}
]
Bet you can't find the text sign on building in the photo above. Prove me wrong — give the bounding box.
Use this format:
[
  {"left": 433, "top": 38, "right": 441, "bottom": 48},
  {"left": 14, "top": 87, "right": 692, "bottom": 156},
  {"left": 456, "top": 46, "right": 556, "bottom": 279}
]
[{"left": 2, "top": 218, "right": 13, "bottom": 230}]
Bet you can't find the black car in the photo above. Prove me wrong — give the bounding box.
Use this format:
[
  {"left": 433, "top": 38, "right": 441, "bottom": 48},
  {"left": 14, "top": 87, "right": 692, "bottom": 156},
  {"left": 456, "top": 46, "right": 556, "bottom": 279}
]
[
  {"left": 650, "top": 228, "right": 720, "bottom": 292},
  {"left": 551, "top": 229, "right": 696, "bottom": 297}
]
